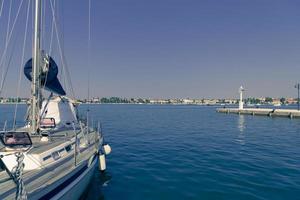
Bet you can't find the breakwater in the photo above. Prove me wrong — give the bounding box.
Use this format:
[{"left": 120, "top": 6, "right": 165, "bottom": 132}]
[{"left": 217, "top": 108, "right": 300, "bottom": 118}]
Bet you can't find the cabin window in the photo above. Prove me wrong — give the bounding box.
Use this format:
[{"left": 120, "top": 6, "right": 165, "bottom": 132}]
[
  {"left": 43, "top": 155, "right": 51, "bottom": 161},
  {"left": 65, "top": 145, "right": 72, "bottom": 152},
  {"left": 0, "top": 159, "right": 6, "bottom": 172},
  {"left": 40, "top": 118, "right": 56, "bottom": 129},
  {"left": 65, "top": 122, "right": 71, "bottom": 126},
  {"left": 51, "top": 151, "right": 60, "bottom": 160},
  {"left": 58, "top": 148, "right": 64, "bottom": 153}
]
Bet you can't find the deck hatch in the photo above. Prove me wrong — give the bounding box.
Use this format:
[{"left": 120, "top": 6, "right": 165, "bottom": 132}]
[{"left": 0, "top": 131, "right": 32, "bottom": 150}]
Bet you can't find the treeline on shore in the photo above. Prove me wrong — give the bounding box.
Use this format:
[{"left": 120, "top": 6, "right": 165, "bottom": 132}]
[{"left": 88, "top": 97, "right": 150, "bottom": 104}]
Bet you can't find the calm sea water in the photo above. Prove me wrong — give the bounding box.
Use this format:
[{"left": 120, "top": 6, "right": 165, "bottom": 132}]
[{"left": 1, "top": 104, "right": 300, "bottom": 200}]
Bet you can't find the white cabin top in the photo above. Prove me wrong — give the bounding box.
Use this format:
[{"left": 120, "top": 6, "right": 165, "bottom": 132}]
[{"left": 40, "top": 96, "right": 78, "bottom": 129}]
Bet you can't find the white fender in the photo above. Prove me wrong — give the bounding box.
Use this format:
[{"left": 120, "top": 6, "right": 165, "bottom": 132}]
[
  {"left": 103, "top": 144, "right": 112, "bottom": 155},
  {"left": 99, "top": 154, "right": 106, "bottom": 171},
  {"left": 40, "top": 136, "right": 49, "bottom": 142}
]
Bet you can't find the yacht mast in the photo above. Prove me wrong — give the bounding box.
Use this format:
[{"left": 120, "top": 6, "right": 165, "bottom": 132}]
[{"left": 31, "top": 0, "right": 41, "bottom": 134}]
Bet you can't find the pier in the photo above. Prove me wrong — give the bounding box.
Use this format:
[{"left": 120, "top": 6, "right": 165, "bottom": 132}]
[{"left": 217, "top": 108, "right": 300, "bottom": 118}]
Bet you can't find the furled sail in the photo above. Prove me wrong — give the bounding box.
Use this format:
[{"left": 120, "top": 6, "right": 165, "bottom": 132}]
[{"left": 24, "top": 56, "right": 66, "bottom": 95}]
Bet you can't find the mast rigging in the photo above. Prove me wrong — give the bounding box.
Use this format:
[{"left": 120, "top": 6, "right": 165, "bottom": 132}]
[{"left": 31, "top": 0, "right": 42, "bottom": 134}]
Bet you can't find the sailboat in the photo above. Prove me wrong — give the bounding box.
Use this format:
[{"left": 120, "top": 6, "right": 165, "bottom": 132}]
[{"left": 0, "top": 0, "right": 111, "bottom": 199}]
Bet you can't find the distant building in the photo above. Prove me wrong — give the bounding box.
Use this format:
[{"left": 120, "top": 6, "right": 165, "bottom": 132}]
[
  {"left": 224, "top": 99, "right": 236, "bottom": 104},
  {"left": 286, "top": 98, "right": 297, "bottom": 104},
  {"left": 203, "top": 99, "right": 218, "bottom": 105},
  {"left": 193, "top": 99, "right": 204, "bottom": 105},
  {"left": 182, "top": 99, "right": 193, "bottom": 104},
  {"left": 150, "top": 99, "right": 169, "bottom": 104},
  {"left": 169, "top": 99, "right": 181, "bottom": 104},
  {"left": 92, "top": 97, "right": 100, "bottom": 103},
  {"left": 272, "top": 99, "right": 281, "bottom": 105}
]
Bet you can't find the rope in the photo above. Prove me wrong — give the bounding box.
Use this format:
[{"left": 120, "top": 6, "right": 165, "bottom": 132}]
[
  {"left": 41, "top": 53, "right": 50, "bottom": 92},
  {"left": 12, "top": 152, "right": 27, "bottom": 200},
  {"left": 13, "top": 0, "right": 31, "bottom": 129}
]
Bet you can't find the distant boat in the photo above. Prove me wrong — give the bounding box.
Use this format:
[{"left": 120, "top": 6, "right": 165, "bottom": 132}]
[{"left": 273, "top": 103, "right": 281, "bottom": 107}]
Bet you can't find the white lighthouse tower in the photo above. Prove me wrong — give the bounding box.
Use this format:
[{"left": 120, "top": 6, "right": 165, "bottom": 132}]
[{"left": 239, "top": 86, "right": 244, "bottom": 110}]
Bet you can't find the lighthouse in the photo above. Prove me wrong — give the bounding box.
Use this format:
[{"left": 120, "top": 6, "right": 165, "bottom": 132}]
[{"left": 239, "top": 86, "right": 244, "bottom": 110}]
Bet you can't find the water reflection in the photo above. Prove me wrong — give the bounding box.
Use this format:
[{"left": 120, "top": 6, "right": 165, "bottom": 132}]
[
  {"left": 238, "top": 115, "right": 245, "bottom": 133},
  {"left": 100, "top": 171, "right": 112, "bottom": 187},
  {"left": 237, "top": 115, "right": 246, "bottom": 145},
  {"left": 83, "top": 170, "right": 112, "bottom": 200}
]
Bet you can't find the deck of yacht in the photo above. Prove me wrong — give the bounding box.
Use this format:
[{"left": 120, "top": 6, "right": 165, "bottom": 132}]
[{"left": 0, "top": 128, "right": 100, "bottom": 199}]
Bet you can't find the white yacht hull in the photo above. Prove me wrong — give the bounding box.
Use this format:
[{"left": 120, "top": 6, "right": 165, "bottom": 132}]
[
  {"left": 0, "top": 128, "right": 106, "bottom": 200},
  {"left": 51, "top": 157, "right": 98, "bottom": 200}
]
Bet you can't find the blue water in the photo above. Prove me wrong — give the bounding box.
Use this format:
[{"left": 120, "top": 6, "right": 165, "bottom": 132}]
[{"left": 1, "top": 104, "right": 300, "bottom": 200}]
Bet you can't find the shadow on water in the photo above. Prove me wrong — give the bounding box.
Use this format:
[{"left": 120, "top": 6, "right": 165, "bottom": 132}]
[{"left": 81, "top": 170, "right": 112, "bottom": 200}]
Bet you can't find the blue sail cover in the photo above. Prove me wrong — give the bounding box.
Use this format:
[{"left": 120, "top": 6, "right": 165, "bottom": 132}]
[{"left": 24, "top": 57, "right": 66, "bottom": 96}]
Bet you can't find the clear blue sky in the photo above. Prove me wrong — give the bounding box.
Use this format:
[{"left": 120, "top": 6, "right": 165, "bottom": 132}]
[{"left": 1, "top": 0, "right": 300, "bottom": 99}]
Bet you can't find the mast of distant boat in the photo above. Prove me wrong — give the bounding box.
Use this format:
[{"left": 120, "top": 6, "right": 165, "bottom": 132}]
[{"left": 31, "top": 0, "right": 41, "bottom": 134}]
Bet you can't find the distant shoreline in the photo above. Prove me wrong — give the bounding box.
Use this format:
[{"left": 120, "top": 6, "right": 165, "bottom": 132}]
[
  {"left": 0, "top": 102, "right": 27, "bottom": 104},
  {"left": 81, "top": 103, "right": 227, "bottom": 105},
  {"left": 0, "top": 102, "right": 230, "bottom": 106},
  {"left": 0, "top": 96, "right": 298, "bottom": 107}
]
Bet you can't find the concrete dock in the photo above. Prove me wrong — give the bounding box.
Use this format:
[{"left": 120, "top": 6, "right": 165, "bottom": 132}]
[{"left": 217, "top": 108, "right": 300, "bottom": 118}]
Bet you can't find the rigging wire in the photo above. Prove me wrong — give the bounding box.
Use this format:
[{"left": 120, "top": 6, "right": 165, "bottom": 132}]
[
  {"left": 0, "top": 0, "right": 25, "bottom": 82},
  {"left": 13, "top": 0, "right": 31, "bottom": 129},
  {"left": 1, "top": 0, "right": 12, "bottom": 91},
  {"left": 41, "top": 1, "right": 50, "bottom": 93},
  {"left": 49, "top": 0, "right": 56, "bottom": 55},
  {"left": 86, "top": 0, "right": 92, "bottom": 126},
  {"left": 60, "top": 0, "right": 67, "bottom": 91},
  {"left": 0, "top": 0, "right": 25, "bottom": 97},
  {"left": 42, "top": 0, "right": 46, "bottom": 50},
  {"left": 0, "top": 0, "right": 5, "bottom": 86},
  {"left": 31, "top": 0, "right": 33, "bottom": 43},
  {"left": 40, "top": 0, "right": 57, "bottom": 95},
  {"left": 0, "top": 32, "right": 18, "bottom": 98},
  {"left": 5, "top": 0, "right": 12, "bottom": 45},
  {"left": 0, "top": 0, "right": 4, "bottom": 19},
  {"left": 88, "top": 0, "right": 91, "bottom": 103},
  {"left": 49, "top": 0, "right": 75, "bottom": 98}
]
